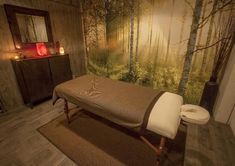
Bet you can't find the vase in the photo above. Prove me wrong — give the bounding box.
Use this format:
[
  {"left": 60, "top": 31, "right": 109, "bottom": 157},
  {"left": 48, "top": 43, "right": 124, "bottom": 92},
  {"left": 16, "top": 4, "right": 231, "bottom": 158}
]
[{"left": 200, "top": 79, "right": 219, "bottom": 115}]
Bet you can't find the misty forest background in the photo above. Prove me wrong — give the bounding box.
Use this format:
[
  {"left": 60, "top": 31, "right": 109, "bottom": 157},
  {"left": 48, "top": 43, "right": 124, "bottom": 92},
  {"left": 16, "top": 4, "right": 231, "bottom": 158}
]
[{"left": 81, "top": 0, "right": 235, "bottom": 104}]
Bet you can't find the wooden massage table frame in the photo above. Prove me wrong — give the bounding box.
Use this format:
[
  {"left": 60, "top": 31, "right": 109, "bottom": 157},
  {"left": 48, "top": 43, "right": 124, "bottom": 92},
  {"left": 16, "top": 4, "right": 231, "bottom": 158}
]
[{"left": 63, "top": 99, "right": 167, "bottom": 164}]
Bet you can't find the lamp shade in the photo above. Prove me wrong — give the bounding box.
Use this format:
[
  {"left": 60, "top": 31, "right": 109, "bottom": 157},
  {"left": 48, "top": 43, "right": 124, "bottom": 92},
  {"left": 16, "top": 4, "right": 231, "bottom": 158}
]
[{"left": 36, "top": 43, "right": 47, "bottom": 56}]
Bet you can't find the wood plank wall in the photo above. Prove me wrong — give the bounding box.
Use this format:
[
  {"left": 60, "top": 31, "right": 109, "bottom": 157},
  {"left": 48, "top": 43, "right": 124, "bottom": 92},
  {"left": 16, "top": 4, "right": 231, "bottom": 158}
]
[{"left": 0, "top": 0, "right": 86, "bottom": 110}]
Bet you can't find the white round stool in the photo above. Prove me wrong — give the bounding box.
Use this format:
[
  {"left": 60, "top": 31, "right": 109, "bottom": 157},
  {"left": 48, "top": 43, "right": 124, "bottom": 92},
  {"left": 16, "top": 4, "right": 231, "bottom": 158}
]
[{"left": 180, "top": 104, "right": 210, "bottom": 125}]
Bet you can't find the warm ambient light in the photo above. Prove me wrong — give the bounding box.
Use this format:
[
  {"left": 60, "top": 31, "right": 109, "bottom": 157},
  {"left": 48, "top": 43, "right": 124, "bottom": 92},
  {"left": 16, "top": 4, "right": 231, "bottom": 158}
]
[
  {"left": 59, "top": 46, "right": 65, "bottom": 55},
  {"left": 36, "top": 43, "right": 48, "bottom": 56},
  {"left": 14, "top": 55, "right": 19, "bottom": 60},
  {"left": 15, "top": 45, "right": 21, "bottom": 49}
]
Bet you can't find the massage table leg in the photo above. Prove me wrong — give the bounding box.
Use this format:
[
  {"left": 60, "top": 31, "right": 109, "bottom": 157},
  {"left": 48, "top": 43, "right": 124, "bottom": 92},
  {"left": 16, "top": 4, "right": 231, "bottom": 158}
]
[
  {"left": 140, "top": 136, "right": 166, "bottom": 165},
  {"left": 63, "top": 100, "right": 85, "bottom": 123},
  {"left": 64, "top": 100, "right": 70, "bottom": 124}
]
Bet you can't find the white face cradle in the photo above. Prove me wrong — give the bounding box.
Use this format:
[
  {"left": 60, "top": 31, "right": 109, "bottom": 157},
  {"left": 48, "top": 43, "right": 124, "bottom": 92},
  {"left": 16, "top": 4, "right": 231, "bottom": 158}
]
[
  {"left": 180, "top": 104, "right": 210, "bottom": 125},
  {"left": 147, "top": 92, "right": 183, "bottom": 139}
]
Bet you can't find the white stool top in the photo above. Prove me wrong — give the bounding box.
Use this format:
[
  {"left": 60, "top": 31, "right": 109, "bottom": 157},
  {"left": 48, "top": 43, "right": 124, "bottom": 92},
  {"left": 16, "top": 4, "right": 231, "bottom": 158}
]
[{"left": 180, "top": 104, "right": 210, "bottom": 125}]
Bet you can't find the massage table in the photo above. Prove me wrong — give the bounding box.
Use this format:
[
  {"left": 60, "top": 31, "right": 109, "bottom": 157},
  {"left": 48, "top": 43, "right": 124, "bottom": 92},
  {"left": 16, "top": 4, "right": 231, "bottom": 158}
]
[{"left": 53, "top": 75, "right": 209, "bottom": 163}]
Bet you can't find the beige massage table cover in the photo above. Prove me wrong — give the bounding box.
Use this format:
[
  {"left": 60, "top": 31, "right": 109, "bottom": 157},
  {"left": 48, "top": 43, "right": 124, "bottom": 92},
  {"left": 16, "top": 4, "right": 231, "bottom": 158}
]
[{"left": 53, "top": 75, "right": 183, "bottom": 139}]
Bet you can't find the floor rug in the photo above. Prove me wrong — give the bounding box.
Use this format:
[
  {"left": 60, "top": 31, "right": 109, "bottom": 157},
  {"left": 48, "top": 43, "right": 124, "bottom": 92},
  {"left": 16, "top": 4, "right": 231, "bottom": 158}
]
[{"left": 38, "top": 109, "right": 186, "bottom": 166}]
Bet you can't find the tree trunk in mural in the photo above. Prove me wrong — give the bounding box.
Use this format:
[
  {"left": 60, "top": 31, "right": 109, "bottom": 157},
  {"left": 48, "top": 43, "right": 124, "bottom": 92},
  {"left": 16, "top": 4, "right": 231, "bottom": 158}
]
[
  {"left": 199, "top": 0, "right": 218, "bottom": 76},
  {"left": 165, "top": 0, "right": 175, "bottom": 65},
  {"left": 178, "top": 0, "right": 203, "bottom": 96},
  {"left": 192, "top": 0, "right": 208, "bottom": 72},
  {"left": 122, "top": 1, "right": 125, "bottom": 55},
  {"left": 81, "top": 5, "right": 89, "bottom": 69},
  {"left": 127, "top": 18, "right": 130, "bottom": 59},
  {"left": 176, "top": 3, "right": 187, "bottom": 65},
  {"left": 105, "top": 0, "right": 113, "bottom": 53},
  {"left": 135, "top": 0, "right": 140, "bottom": 62},
  {"left": 153, "top": 32, "right": 160, "bottom": 76},
  {"left": 95, "top": 10, "right": 99, "bottom": 49},
  {"left": 146, "top": 0, "right": 153, "bottom": 63},
  {"left": 148, "top": 0, "right": 154, "bottom": 59},
  {"left": 122, "top": 23, "right": 125, "bottom": 54},
  {"left": 129, "top": 0, "right": 134, "bottom": 75}
]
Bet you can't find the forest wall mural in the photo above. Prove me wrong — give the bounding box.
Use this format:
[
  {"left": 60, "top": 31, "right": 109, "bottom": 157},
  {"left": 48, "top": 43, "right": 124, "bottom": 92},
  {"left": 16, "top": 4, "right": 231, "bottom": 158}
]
[{"left": 81, "top": 0, "right": 235, "bottom": 104}]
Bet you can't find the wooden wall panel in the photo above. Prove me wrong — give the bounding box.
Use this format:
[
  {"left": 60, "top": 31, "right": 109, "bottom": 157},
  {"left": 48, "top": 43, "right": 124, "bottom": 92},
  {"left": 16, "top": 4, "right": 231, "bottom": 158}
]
[{"left": 0, "top": 0, "right": 86, "bottom": 110}]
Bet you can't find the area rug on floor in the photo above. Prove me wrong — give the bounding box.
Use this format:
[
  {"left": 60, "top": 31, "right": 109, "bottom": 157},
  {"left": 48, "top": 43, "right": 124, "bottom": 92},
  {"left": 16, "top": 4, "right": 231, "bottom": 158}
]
[{"left": 38, "top": 110, "right": 186, "bottom": 166}]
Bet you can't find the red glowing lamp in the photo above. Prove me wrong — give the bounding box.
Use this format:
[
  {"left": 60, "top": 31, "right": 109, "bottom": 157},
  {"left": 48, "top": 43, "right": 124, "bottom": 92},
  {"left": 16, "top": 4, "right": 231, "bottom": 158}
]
[{"left": 36, "top": 43, "right": 47, "bottom": 56}]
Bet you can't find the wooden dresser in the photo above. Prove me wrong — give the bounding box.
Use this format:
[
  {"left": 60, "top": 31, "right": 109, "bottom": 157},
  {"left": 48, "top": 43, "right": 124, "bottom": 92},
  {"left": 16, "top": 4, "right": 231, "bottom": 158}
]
[{"left": 11, "top": 54, "right": 72, "bottom": 107}]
